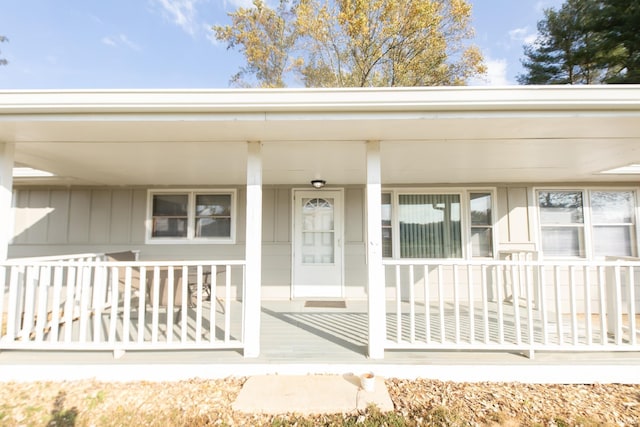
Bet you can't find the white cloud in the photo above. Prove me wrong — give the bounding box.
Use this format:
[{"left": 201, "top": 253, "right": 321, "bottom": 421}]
[
  {"left": 470, "top": 58, "right": 510, "bottom": 86},
  {"left": 102, "top": 37, "right": 117, "bottom": 47},
  {"left": 509, "top": 27, "right": 530, "bottom": 43},
  {"left": 486, "top": 59, "right": 510, "bottom": 85},
  {"left": 102, "top": 34, "right": 142, "bottom": 51},
  {"left": 224, "top": 0, "right": 254, "bottom": 7},
  {"left": 152, "top": 0, "right": 201, "bottom": 35},
  {"left": 118, "top": 34, "right": 142, "bottom": 51}
]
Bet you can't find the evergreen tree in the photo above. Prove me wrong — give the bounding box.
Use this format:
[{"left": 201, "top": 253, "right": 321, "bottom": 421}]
[{"left": 518, "top": 0, "right": 639, "bottom": 84}]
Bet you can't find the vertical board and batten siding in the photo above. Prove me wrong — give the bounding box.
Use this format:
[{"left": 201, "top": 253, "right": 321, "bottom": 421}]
[
  {"left": 9, "top": 186, "right": 370, "bottom": 299},
  {"left": 496, "top": 186, "right": 535, "bottom": 249}
]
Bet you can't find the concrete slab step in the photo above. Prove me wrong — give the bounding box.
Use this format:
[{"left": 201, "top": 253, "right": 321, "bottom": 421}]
[{"left": 232, "top": 374, "right": 394, "bottom": 415}]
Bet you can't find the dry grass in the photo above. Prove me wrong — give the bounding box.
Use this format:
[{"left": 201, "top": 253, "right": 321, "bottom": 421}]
[{"left": 0, "top": 378, "right": 638, "bottom": 426}]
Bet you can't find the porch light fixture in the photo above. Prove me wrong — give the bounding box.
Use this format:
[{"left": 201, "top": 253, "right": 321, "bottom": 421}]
[{"left": 311, "top": 179, "right": 326, "bottom": 189}]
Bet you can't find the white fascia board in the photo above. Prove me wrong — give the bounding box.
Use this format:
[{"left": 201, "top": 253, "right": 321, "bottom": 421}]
[{"left": 0, "top": 86, "right": 639, "bottom": 117}]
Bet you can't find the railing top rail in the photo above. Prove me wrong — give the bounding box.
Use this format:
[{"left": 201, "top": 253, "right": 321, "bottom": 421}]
[
  {"left": 0, "top": 259, "right": 247, "bottom": 267},
  {"left": 7, "top": 252, "right": 105, "bottom": 262},
  {"left": 382, "top": 258, "right": 640, "bottom": 267}
]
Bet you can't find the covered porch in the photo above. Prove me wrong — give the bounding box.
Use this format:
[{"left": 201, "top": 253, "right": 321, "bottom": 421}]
[{"left": 1, "top": 87, "right": 640, "bottom": 362}]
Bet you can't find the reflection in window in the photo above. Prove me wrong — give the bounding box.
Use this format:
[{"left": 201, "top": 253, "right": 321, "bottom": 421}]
[
  {"left": 149, "top": 191, "right": 234, "bottom": 241},
  {"left": 399, "top": 194, "right": 462, "bottom": 258},
  {"left": 381, "top": 193, "right": 393, "bottom": 258},
  {"left": 591, "top": 191, "right": 636, "bottom": 257},
  {"left": 470, "top": 193, "right": 493, "bottom": 257},
  {"left": 538, "top": 191, "right": 585, "bottom": 257},
  {"left": 195, "top": 194, "right": 232, "bottom": 238},
  {"left": 152, "top": 194, "right": 188, "bottom": 238},
  {"left": 301, "top": 198, "right": 334, "bottom": 264}
]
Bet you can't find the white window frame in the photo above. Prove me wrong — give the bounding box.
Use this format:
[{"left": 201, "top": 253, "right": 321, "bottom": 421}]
[
  {"left": 381, "top": 187, "right": 497, "bottom": 260},
  {"left": 146, "top": 189, "right": 237, "bottom": 244},
  {"left": 534, "top": 187, "right": 640, "bottom": 260}
]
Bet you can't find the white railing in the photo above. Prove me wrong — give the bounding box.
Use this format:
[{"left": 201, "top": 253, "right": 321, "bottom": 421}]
[
  {"left": 383, "top": 259, "right": 640, "bottom": 358},
  {"left": 8, "top": 252, "right": 110, "bottom": 263},
  {"left": 0, "top": 260, "right": 245, "bottom": 355}
]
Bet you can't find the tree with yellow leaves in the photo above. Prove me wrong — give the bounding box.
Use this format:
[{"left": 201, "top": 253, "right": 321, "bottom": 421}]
[{"left": 214, "top": 0, "right": 485, "bottom": 87}]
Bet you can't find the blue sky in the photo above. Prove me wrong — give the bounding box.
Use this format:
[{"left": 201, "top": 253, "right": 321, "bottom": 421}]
[{"left": 0, "top": 0, "right": 564, "bottom": 89}]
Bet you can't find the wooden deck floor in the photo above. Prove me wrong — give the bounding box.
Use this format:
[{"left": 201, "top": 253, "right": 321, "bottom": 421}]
[{"left": 1, "top": 300, "right": 639, "bottom": 367}]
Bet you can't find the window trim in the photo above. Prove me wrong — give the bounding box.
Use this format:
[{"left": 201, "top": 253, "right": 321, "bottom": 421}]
[
  {"left": 382, "top": 187, "right": 497, "bottom": 260},
  {"left": 146, "top": 189, "right": 237, "bottom": 244},
  {"left": 534, "top": 186, "right": 640, "bottom": 260}
]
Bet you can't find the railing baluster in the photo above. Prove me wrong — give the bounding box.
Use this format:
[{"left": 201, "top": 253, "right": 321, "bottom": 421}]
[
  {"left": 108, "top": 266, "right": 119, "bottom": 343},
  {"left": 496, "top": 264, "right": 504, "bottom": 344},
  {"left": 181, "top": 266, "right": 188, "bottom": 344},
  {"left": 209, "top": 264, "right": 217, "bottom": 344},
  {"left": 554, "top": 266, "right": 563, "bottom": 346},
  {"left": 424, "top": 265, "right": 430, "bottom": 343},
  {"left": 584, "top": 266, "right": 592, "bottom": 346},
  {"left": 409, "top": 265, "right": 415, "bottom": 343},
  {"left": 63, "top": 266, "right": 75, "bottom": 343},
  {"left": 5, "top": 266, "right": 20, "bottom": 340},
  {"left": 627, "top": 266, "right": 636, "bottom": 345},
  {"left": 92, "top": 265, "right": 106, "bottom": 343},
  {"left": 453, "top": 264, "right": 460, "bottom": 344},
  {"left": 614, "top": 264, "right": 623, "bottom": 345},
  {"left": 525, "top": 263, "right": 534, "bottom": 347},
  {"left": 481, "top": 264, "right": 489, "bottom": 344},
  {"left": 598, "top": 266, "right": 607, "bottom": 345},
  {"left": 569, "top": 266, "right": 578, "bottom": 345},
  {"left": 21, "top": 266, "right": 37, "bottom": 341},
  {"left": 50, "top": 266, "right": 64, "bottom": 343},
  {"left": 151, "top": 266, "right": 160, "bottom": 343},
  {"left": 34, "top": 266, "right": 49, "bottom": 343},
  {"left": 539, "top": 265, "right": 548, "bottom": 345},
  {"left": 511, "top": 262, "right": 521, "bottom": 345},
  {"left": 467, "top": 264, "right": 475, "bottom": 344},
  {"left": 195, "top": 265, "right": 203, "bottom": 342},
  {"left": 437, "top": 265, "right": 445, "bottom": 343},
  {"left": 167, "top": 266, "right": 174, "bottom": 343},
  {"left": 122, "top": 267, "right": 132, "bottom": 343},
  {"left": 0, "top": 267, "right": 6, "bottom": 340},
  {"left": 225, "top": 265, "right": 232, "bottom": 343},
  {"left": 137, "top": 267, "right": 147, "bottom": 344},
  {"left": 395, "top": 264, "right": 401, "bottom": 343}
]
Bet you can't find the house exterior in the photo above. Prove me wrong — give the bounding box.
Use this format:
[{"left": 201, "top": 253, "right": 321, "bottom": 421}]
[{"left": 1, "top": 86, "right": 639, "bottom": 362}]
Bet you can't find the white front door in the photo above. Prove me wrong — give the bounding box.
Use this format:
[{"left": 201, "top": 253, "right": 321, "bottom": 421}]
[{"left": 292, "top": 190, "right": 344, "bottom": 298}]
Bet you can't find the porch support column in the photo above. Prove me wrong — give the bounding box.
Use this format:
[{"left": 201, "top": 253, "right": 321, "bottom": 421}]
[
  {"left": 366, "top": 140, "right": 385, "bottom": 359},
  {"left": 0, "top": 142, "right": 15, "bottom": 261},
  {"left": 243, "top": 141, "right": 262, "bottom": 358}
]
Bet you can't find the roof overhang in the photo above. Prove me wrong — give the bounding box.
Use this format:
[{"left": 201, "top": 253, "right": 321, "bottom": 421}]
[{"left": 1, "top": 86, "right": 639, "bottom": 186}]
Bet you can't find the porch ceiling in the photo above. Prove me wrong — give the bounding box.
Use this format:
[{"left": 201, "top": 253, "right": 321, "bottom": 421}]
[{"left": 2, "top": 87, "right": 640, "bottom": 186}]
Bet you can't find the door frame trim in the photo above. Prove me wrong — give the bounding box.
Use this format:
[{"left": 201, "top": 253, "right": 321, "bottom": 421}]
[{"left": 290, "top": 188, "right": 345, "bottom": 300}]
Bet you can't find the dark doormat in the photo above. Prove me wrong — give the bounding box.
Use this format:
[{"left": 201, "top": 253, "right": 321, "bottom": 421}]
[{"left": 304, "top": 300, "right": 347, "bottom": 308}]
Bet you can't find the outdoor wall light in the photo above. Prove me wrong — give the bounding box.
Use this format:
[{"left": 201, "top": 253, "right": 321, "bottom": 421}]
[{"left": 311, "top": 179, "right": 326, "bottom": 189}]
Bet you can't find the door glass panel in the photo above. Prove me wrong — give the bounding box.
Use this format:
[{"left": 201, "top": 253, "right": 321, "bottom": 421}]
[{"left": 301, "top": 198, "right": 334, "bottom": 264}]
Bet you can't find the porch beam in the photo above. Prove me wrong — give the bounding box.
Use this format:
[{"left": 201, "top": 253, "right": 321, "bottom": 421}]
[
  {"left": 366, "top": 140, "right": 385, "bottom": 359},
  {"left": 0, "top": 142, "right": 14, "bottom": 261},
  {"left": 243, "top": 141, "right": 262, "bottom": 358}
]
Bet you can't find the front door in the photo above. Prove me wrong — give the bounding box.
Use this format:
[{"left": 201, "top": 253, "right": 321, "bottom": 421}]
[{"left": 292, "top": 190, "right": 344, "bottom": 298}]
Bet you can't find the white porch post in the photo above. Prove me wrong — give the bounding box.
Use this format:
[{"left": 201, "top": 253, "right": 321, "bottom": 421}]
[
  {"left": 366, "top": 140, "right": 385, "bottom": 359},
  {"left": 0, "top": 142, "right": 15, "bottom": 261},
  {"left": 243, "top": 141, "right": 262, "bottom": 357}
]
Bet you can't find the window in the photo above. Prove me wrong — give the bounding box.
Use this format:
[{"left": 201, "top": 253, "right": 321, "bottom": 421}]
[
  {"left": 470, "top": 192, "right": 494, "bottom": 257},
  {"left": 148, "top": 190, "right": 235, "bottom": 243},
  {"left": 537, "top": 189, "right": 637, "bottom": 258},
  {"left": 381, "top": 190, "right": 494, "bottom": 259}
]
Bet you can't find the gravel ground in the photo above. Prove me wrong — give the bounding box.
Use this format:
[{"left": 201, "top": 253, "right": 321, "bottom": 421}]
[{"left": 0, "top": 377, "right": 638, "bottom": 426}]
